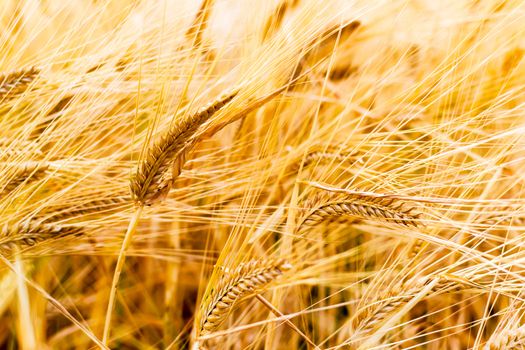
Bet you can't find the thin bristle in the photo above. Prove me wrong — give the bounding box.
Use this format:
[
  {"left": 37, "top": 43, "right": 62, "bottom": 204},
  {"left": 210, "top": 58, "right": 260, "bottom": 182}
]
[
  {"left": 130, "top": 89, "right": 238, "bottom": 205},
  {"left": 198, "top": 259, "right": 292, "bottom": 336}
]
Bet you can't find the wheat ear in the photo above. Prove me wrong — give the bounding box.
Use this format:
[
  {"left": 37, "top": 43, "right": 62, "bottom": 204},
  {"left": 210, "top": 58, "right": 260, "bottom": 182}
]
[
  {"left": 47, "top": 196, "right": 130, "bottom": 221},
  {"left": 197, "top": 259, "right": 292, "bottom": 337},
  {"left": 262, "top": 0, "right": 299, "bottom": 41},
  {"left": 130, "top": 89, "right": 238, "bottom": 205},
  {"left": 353, "top": 275, "right": 469, "bottom": 340},
  {"left": 1, "top": 162, "right": 49, "bottom": 196},
  {"left": 0, "top": 220, "right": 83, "bottom": 252},
  {"left": 296, "top": 192, "right": 422, "bottom": 233},
  {"left": 294, "top": 144, "right": 360, "bottom": 169},
  {"left": 0, "top": 67, "right": 39, "bottom": 100},
  {"left": 104, "top": 89, "right": 238, "bottom": 345},
  {"left": 486, "top": 325, "right": 525, "bottom": 349}
]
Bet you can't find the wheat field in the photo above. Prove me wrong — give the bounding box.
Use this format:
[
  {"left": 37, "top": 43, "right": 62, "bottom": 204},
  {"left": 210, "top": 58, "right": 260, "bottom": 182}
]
[{"left": 1, "top": 0, "right": 525, "bottom": 349}]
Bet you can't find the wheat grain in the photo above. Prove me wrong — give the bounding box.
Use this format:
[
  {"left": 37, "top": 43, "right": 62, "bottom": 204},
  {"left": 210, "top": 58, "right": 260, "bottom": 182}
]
[
  {"left": 130, "top": 89, "right": 238, "bottom": 205},
  {"left": 296, "top": 192, "right": 422, "bottom": 233},
  {"left": 198, "top": 259, "right": 292, "bottom": 336},
  {"left": 0, "top": 67, "right": 39, "bottom": 100}
]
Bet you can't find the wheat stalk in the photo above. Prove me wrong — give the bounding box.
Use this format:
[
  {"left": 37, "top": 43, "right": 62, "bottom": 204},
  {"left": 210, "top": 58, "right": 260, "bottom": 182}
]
[
  {"left": 1, "top": 162, "right": 49, "bottom": 196},
  {"left": 197, "top": 259, "right": 292, "bottom": 337},
  {"left": 103, "top": 88, "right": 240, "bottom": 344},
  {"left": 296, "top": 191, "right": 422, "bottom": 233},
  {"left": 130, "top": 89, "right": 238, "bottom": 206},
  {"left": 0, "top": 220, "right": 83, "bottom": 252},
  {"left": 0, "top": 67, "right": 39, "bottom": 100}
]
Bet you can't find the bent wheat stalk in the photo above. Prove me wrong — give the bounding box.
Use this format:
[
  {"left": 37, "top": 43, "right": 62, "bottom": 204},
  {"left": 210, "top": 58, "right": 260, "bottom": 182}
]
[
  {"left": 103, "top": 89, "right": 239, "bottom": 344},
  {"left": 130, "top": 89, "right": 238, "bottom": 206}
]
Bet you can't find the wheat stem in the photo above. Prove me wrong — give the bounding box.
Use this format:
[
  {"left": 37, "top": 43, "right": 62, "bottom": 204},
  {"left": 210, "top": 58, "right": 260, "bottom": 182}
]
[
  {"left": 102, "top": 205, "right": 143, "bottom": 345},
  {"left": 14, "top": 254, "right": 36, "bottom": 350}
]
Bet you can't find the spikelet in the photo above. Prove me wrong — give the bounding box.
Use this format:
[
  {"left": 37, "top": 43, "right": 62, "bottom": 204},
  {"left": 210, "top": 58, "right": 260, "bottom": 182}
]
[
  {"left": 0, "top": 220, "right": 83, "bottom": 252},
  {"left": 296, "top": 192, "right": 422, "bottom": 233},
  {"left": 198, "top": 259, "right": 292, "bottom": 336},
  {"left": 0, "top": 67, "right": 40, "bottom": 100},
  {"left": 130, "top": 89, "right": 238, "bottom": 205},
  {"left": 0, "top": 162, "right": 49, "bottom": 196}
]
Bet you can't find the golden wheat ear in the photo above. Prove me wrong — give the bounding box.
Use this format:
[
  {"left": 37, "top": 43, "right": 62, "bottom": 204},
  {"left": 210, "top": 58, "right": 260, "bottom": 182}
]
[
  {"left": 352, "top": 274, "right": 471, "bottom": 344},
  {"left": 261, "top": 0, "right": 300, "bottom": 41},
  {"left": 0, "top": 67, "right": 40, "bottom": 101},
  {"left": 197, "top": 259, "right": 291, "bottom": 337},
  {"left": 46, "top": 196, "right": 130, "bottom": 221},
  {"left": 0, "top": 162, "right": 49, "bottom": 196},
  {"left": 296, "top": 191, "right": 422, "bottom": 234},
  {"left": 487, "top": 325, "right": 525, "bottom": 349},
  {"left": 0, "top": 220, "right": 82, "bottom": 253},
  {"left": 130, "top": 89, "right": 238, "bottom": 206},
  {"left": 293, "top": 144, "right": 361, "bottom": 169},
  {"left": 185, "top": 0, "right": 215, "bottom": 49}
]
